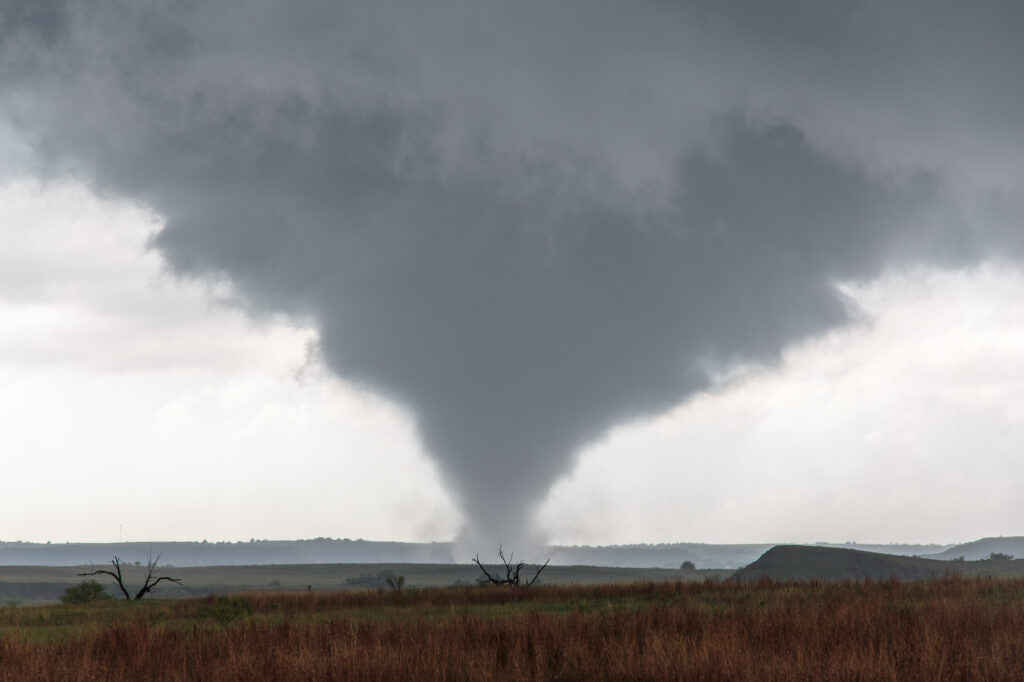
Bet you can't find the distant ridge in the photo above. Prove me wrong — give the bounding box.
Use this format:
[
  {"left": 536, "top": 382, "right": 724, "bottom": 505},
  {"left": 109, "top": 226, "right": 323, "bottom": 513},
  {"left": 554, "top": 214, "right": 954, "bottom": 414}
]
[
  {"left": 925, "top": 537, "right": 1024, "bottom": 561},
  {"left": 0, "top": 539, "right": 959, "bottom": 569},
  {"left": 736, "top": 545, "right": 957, "bottom": 582},
  {"left": 0, "top": 540, "right": 773, "bottom": 569},
  {"left": 0, "top": 540, "right": 454, "bottom": 568}
]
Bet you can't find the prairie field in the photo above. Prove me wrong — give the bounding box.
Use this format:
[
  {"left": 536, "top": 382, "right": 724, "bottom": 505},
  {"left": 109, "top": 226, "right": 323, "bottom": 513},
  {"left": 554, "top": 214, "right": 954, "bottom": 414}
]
[
  {"left": 0, "top": 563, "right": 717, "bottom": 604},
  {"left": 2, "top": 577, "right": 1024, "bottom": 680}
]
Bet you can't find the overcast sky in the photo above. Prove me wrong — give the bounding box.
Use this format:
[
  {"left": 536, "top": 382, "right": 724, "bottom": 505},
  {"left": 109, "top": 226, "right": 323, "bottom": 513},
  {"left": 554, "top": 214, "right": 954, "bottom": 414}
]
[{"left": 1, "top": 2, "right": 1023, "bottom": 547}]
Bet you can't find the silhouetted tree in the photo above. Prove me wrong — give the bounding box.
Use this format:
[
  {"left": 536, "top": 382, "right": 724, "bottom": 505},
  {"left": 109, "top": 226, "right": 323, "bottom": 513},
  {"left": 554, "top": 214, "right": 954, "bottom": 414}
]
[
  {"left": 473, "top": 545, "right": 549, "bottom": 587},
  {"left": 78, "top": 553, "right": 181, "bottom": 600}
]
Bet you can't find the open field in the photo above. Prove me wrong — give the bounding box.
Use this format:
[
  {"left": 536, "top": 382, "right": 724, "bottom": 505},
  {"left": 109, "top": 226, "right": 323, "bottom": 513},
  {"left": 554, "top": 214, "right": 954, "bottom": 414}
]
[
  {"left": 6, "top": 545, "right": 1024, "bottom": 605},
  {"left": 7, "top": 545, "right": 1024, "bottom": 605},
  {"left": 2, "top": 577, "right": 1024, "bottom": 680},
  {"left": 0, "top": 563, "right": 726, "bottom": 605}
]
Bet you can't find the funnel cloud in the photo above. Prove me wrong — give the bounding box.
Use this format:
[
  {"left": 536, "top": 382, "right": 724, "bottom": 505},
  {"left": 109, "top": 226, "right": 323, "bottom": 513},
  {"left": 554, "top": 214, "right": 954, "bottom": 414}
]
[{"left": 2, "top": 1, "right": 1022, "bottom": 543}]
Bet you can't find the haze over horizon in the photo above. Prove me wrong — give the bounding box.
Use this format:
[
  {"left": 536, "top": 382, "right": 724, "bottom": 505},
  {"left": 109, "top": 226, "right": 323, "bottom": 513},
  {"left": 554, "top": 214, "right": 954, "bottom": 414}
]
[{"left": 2, "top": 2, "right": 1023, "bottom": 550}]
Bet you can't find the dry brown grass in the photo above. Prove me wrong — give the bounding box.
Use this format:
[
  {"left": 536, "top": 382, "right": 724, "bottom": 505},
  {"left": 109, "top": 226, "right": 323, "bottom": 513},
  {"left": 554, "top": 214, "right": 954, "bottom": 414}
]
[{"left": 2, "top": 577, "right": 1024, "bottom": 680}]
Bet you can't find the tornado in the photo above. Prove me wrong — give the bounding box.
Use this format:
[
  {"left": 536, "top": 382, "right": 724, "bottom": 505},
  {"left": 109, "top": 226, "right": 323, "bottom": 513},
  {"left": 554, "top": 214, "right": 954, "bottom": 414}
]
[{"left": 2, "top": 0, "right": 1021, "bottom": 545}]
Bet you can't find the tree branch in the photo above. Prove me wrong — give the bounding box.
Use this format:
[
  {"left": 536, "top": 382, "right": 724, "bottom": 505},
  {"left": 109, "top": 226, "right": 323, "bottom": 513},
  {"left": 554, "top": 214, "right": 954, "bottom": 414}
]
[
  {"left": 473, "top": 545, "right": 549, "bottom": 587},
  {"left": 472, "top": 554, "right": 503, "bottom": 585},
  {"left": 135, "top": 575, "right": 183, "bottom": 600},
  {"left": 132, "top": 552, "right": 181, "bottom": 600},
  {"left": 78, "top": 555, "right": 131, "bottom": 600},
  {"left": 78, "top": 553, "right": 181, "bottom": 600},
  {"left": 526, "top": 558, "right": 550, "bottom": 586}
]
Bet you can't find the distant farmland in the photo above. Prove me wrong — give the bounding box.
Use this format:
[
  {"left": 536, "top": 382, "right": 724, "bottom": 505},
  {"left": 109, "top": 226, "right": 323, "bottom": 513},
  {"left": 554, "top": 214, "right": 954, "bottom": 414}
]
[
  {"left": 6, "top": 543, "right": 1024, "bottom": 605},
  {"left": 3, "top": 578, "right": 1024, "bottom": 680},
  {"left": 0, "top": 562, "right": 724, "bottom": 605}
]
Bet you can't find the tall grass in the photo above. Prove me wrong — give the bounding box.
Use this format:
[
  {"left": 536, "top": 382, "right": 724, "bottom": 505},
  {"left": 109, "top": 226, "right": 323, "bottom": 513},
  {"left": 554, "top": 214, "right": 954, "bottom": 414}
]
[{"left": 2, "top": 577, "right": 1023, "bottom": 680}]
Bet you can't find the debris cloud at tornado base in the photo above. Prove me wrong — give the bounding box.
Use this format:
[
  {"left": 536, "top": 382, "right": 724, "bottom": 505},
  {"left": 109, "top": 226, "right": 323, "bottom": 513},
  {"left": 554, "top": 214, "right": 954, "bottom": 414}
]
[{"left": 3, "top": 1, "right": 1023, "bottom": 545}]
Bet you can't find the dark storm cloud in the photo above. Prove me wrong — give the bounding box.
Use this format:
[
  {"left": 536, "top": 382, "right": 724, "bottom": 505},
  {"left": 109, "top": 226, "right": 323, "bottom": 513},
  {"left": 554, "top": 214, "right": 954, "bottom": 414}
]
[{"left": 1, "top": 0, "right": 1020, "bottom": 542}]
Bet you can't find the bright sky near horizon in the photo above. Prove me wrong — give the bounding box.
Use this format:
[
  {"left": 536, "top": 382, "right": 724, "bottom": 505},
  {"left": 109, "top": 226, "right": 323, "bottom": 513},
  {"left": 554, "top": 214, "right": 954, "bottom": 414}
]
[
  {"left": 2, "top": 2, "right": 1024, "bottom": 548},
  {"left": 3, "top": 178, "right": 1023, "bottom": 545}
]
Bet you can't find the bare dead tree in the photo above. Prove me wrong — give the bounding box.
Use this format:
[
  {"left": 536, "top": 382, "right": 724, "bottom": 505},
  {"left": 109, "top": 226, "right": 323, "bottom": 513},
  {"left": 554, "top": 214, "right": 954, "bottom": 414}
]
[
  {"left": 78, "top": 553, "right": 182, "bottom": 600},
  {"left": 472, "top": 545, "right": 549, "bottom": 587}
]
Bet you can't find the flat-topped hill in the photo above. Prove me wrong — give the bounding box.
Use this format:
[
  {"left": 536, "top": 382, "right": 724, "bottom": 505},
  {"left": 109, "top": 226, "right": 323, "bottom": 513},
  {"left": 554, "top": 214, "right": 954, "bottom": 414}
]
[{"left": 736, "top": 545, "right": 956, "bottom": 581}]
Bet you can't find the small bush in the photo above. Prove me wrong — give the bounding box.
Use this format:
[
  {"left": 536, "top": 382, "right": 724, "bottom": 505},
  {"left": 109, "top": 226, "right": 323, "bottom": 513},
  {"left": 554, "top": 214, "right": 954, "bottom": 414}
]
[
  {"left": 680, "top": 561, "right": 696, "bottom": 571},
  {"left": 60, "top": 580, "right": 113, "bottom": 604}
]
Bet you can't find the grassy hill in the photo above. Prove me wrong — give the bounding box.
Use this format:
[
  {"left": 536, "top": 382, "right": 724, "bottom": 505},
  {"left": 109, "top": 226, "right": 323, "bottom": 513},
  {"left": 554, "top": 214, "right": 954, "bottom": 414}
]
[
  {"left": 737, "top": 545, "right": 960, "bottom": 581},
  {"left": 737, "top": 545, "right": 1024, "bottom": 581}
]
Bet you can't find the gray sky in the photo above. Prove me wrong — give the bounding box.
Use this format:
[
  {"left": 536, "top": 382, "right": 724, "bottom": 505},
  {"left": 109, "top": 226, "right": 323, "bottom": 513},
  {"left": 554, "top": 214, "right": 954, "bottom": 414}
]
[{"left": 1, "top": 2, "right": 1023, "bottom": 547}]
